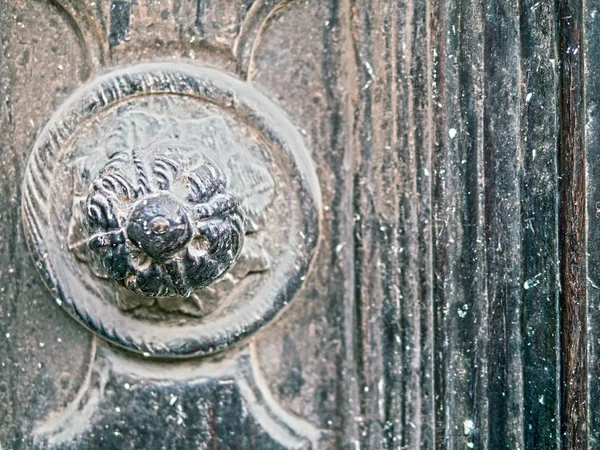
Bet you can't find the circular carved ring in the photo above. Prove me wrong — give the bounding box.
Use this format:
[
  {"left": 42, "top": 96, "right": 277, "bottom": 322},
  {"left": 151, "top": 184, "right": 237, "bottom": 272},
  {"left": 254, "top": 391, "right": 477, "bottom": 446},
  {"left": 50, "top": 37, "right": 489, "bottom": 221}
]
[{"left": 22, "top": 63, "right": 321, "bottom": 358}]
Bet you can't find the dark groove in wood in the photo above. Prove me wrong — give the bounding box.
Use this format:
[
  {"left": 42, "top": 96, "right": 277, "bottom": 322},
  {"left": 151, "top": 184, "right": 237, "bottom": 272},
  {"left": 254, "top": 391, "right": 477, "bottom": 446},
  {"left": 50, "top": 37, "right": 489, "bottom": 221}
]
[
  {"left": 518, "top": 0, "right": 561, "bottom": 444},
  {"left": 431, "top": 0, "right": 490, "bottom": 446},
  {"left": 483, "top": 0, "right": 525, "bottom": 446},
  {"left": 557, "top": 0, "right": 588, "bottom": 446},
  {"left": 321, "top": 2, "right": 363, "bottom": 447},
  {"left": 349, "top": 0, "right": 374, "bottom": 443},
  {"left": 108, "top": 0, "right": 132, "bottom": 48},
  {"left": 430, "top": 0, "right": 447, "bottom": 446}
]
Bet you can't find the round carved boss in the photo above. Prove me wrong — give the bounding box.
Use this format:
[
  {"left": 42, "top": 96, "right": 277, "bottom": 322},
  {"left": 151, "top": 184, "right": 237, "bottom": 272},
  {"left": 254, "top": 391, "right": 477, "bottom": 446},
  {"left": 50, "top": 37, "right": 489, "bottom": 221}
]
[{"left": 22, "top": 63, "right": 321, "bottom": 358}]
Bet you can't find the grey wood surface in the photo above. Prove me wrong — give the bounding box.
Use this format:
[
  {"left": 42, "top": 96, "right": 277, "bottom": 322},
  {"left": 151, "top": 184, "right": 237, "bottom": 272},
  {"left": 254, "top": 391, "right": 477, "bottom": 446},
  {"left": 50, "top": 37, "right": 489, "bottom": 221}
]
[{"left": 0, "top": 0, "right": 595, "bottom": 448}]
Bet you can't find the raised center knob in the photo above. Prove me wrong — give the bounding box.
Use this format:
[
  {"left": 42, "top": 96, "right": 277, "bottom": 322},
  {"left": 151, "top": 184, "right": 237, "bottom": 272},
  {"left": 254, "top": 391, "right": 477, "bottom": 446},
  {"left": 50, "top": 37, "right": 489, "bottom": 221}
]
[
  {"left": 150, "top": 217, "right": 169, "bottom": 234},
  {"left": 126, "top": 193, "right": 192, "bottom": 260}
]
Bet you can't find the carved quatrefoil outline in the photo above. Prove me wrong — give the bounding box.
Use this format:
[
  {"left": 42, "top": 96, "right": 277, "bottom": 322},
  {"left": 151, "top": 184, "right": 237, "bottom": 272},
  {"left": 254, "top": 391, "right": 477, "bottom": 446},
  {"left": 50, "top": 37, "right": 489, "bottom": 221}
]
[{"left": 22, "top": 63, "right": 321, "bottom": 358}]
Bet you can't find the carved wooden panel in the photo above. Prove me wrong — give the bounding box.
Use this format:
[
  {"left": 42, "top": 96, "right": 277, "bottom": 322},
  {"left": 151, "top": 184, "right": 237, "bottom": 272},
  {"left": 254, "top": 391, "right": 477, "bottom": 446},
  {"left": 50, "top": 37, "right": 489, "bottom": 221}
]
[
  {"left": 1, "top": 1, "right": 335, "bottom": 448},
  {"left": 0, "top": 0, "right": 598, "bottom": 449}
]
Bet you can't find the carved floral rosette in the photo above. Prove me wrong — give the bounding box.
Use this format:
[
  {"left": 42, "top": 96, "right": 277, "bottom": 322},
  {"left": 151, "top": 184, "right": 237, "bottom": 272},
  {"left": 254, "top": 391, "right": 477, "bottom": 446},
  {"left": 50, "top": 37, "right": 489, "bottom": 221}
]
[{"left": 22, "top": 63, "right": 321, "bottom": 357}]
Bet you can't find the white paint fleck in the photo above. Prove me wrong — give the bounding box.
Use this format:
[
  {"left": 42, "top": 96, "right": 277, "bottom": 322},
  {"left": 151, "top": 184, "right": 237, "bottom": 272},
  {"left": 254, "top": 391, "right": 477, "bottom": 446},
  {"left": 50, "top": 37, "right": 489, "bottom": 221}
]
[
  {"left": 524, "top": 273, "right": 542, "bottom": 290},
  {"left": 539, "top": 394, "right": 545, "bottom": 405},
  {"left": 364, "top": 61, "right": 375, "bottom": 90},
  {"left": 464, "top": 419, "right": 475, "bottom": 435},
  {"left": 526, "top": 92, "right": 533, "bottom": 102},
  {"left": 449, "top": 128, "right": 458, "bottom": 139}
]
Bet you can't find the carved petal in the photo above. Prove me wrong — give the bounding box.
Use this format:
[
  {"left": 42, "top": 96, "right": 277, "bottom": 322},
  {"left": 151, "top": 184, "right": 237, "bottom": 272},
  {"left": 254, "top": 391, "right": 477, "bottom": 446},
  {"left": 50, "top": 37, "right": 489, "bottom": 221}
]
[{"left": 68, "top": 195, "right": 110, "bottom": 279}]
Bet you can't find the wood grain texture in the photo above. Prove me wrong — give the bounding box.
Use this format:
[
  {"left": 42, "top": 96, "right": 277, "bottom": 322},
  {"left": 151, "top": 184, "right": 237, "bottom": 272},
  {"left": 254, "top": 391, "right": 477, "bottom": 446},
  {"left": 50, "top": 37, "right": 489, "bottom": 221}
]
[
  {"left": 0, "top": 0, "right": 597, "bottom": 447},
  {"left": 431, "top": 0, "right": 490, "bottom": 445},
  {"left": 249, "top": 1, "right": 361, "bottom": 447},
  {"left": 483, "top": 0, "right": 525, "bottom": 445},
  {"left": 585, "top": 0, "right": 600, "bottom": 446},
  {"left": 350, "top": 0, "right": 435, "bottom": 447},
  {"left": 352, "top": 0, "right": 560, "bottom": 447},
  {"left": 520, "top": 0, "right": 561, "bottom": 446},
  {"left": 558, "top": 0, "right": 587, "bottom": 446}
]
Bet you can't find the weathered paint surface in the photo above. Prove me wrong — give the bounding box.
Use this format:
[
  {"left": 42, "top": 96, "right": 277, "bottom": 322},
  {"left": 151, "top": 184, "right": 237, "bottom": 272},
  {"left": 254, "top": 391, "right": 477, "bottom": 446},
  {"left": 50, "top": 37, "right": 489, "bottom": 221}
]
[{"left": 0, "top": 0, "right": 597, "bottom": 448}]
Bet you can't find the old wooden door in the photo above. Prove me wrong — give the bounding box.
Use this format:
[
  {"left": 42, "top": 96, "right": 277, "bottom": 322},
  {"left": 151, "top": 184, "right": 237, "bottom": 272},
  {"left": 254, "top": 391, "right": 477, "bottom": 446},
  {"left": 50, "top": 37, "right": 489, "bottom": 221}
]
[{"left": 0, "top": 0, "right": 596, "bottom": 448}]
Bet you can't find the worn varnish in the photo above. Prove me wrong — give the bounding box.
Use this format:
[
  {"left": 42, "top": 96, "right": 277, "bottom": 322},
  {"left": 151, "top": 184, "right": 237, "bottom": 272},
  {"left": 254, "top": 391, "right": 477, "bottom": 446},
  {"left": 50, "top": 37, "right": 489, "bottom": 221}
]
[{"left": 0, "top": 0, "right": 597, "bottom": 448}]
